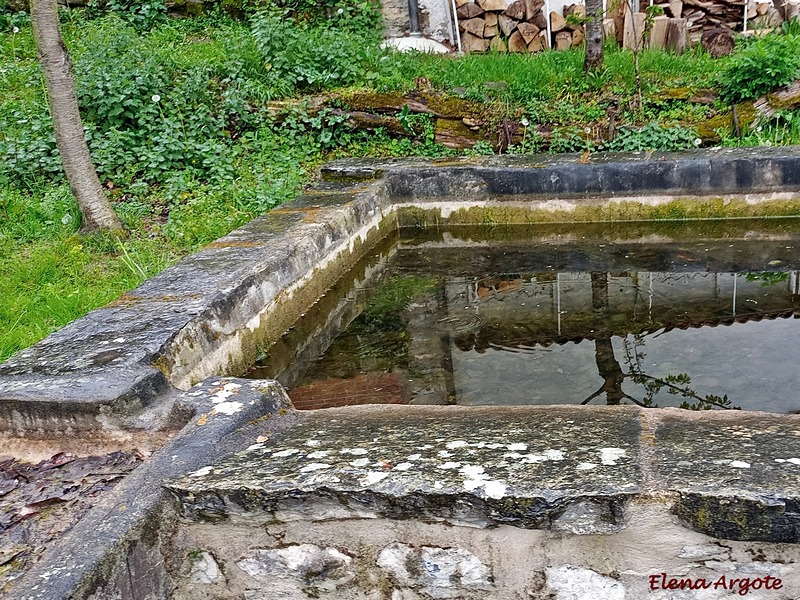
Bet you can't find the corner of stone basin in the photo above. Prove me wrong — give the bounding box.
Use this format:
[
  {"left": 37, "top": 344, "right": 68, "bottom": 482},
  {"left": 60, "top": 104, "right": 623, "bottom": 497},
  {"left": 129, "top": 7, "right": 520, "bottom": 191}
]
[
  {"left": 0, "top": 174, "right": 391, "bottom": 433},
  {"left": 6, "top": 376, "right": 297, "bottom": 600}
]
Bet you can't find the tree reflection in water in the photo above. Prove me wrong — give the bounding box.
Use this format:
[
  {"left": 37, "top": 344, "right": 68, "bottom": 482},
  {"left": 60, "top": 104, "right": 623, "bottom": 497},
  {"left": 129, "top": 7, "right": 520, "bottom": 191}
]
[{"left": 583, "top": 272, "right": 737, "bottom": 410}]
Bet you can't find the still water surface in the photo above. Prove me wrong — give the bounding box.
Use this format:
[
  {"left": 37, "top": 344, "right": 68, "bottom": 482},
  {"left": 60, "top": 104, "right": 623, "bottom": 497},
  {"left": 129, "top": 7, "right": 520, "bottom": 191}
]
[{"left": 246, "top": 222, "right": 800, "bottom": 413}]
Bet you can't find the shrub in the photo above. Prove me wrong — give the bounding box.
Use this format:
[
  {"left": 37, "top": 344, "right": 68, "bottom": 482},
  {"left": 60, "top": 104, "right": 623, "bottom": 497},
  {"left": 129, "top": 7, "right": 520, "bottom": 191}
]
[
  {"left": 717, "top": 31, "right": 800, "bottom": 104},
  {"left": 250, "top": 11, "right": 383, "bottom": 93}
]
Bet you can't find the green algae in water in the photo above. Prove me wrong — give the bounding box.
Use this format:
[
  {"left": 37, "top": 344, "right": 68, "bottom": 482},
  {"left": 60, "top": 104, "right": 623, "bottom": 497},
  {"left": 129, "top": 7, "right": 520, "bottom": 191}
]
[{"left": 245, "top": 221, "right": 800, "bottom": 414}]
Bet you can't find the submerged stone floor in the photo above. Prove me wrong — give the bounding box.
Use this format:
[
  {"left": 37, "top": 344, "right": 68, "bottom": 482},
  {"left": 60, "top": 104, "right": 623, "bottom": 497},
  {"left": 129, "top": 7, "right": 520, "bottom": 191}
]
[{"left": 167, "top": 398, "right": 800, "bottom": 600}]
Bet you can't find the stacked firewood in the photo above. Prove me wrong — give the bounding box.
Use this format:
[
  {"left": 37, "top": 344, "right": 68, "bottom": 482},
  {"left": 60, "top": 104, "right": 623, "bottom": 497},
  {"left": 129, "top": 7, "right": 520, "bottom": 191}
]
[
  {"left": 456, "top": 0, "right": 586, "bottom": 53},
  {"left": 652, "top": 0, "right": 796, "bottom": 44}
]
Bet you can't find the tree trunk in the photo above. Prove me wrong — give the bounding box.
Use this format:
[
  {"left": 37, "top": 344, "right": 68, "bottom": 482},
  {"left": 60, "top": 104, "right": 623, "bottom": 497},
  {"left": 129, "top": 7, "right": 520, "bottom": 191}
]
[
  {"left": 30, "top": 0, "right": 123, "bottom": 233},
  {"left": 584, "top": 0, "right": 604, "bottom": 71}
]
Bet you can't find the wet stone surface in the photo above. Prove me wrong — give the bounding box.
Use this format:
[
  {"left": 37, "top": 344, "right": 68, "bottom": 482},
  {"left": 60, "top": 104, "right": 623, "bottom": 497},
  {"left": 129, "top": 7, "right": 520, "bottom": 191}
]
[{"left": 169, "top": 405, "right": 642, "bottom": 530}]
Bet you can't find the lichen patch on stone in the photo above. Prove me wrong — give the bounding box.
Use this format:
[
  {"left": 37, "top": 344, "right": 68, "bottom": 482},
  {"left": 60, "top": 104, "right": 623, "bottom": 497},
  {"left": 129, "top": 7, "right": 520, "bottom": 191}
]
[
  {"left": 600, "top": 448, "right": 626, "bottom": 465},
  {"left": 299, "top": 463, "right": 331, "bottom": 472}
]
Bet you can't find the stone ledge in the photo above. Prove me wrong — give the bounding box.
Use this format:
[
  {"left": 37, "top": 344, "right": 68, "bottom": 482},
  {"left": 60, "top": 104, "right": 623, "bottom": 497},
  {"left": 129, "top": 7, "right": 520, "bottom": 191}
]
[
  {"left": 0, "top": 181, "right": 390, "bottom": 432},
  {"left": 168, "top": 404, "right": 800, "bottom": 543}
]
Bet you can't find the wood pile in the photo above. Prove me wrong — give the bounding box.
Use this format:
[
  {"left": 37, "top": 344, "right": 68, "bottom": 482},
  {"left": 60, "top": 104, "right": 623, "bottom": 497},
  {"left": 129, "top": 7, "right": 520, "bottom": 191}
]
[
  {"left": 650, "top": 0, "right": 798, "bottom": 45},
  {"left": 456, "top": 0, "right": 586, "bottom": 52}
]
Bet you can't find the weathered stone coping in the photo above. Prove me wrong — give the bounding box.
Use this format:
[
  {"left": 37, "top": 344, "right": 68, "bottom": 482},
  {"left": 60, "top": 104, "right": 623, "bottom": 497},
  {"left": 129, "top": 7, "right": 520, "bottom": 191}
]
[
  {"left": 3, "top": 147, "right": 800, "bottom": 432},
  {"left": 170, "top": 402, "right": 800, "bottom": 544},
  {"left": 323, "top": 146, "right": 800, "bottom": 201}
]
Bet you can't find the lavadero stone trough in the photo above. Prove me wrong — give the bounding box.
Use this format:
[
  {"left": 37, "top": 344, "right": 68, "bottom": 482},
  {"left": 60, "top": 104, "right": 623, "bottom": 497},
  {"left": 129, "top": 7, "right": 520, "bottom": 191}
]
[{"left": 3, "top": 147, "right": 800, "bottom": 600}]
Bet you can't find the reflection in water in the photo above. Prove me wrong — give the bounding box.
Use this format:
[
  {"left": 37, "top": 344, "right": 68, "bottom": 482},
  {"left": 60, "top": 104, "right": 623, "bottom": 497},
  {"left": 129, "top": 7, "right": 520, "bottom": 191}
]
[
  {"left": 245, "top": 225, "right": 800, "bottom": 413},
  {"left": 584, "top": 272, "right": 734, "bottom": 410}
]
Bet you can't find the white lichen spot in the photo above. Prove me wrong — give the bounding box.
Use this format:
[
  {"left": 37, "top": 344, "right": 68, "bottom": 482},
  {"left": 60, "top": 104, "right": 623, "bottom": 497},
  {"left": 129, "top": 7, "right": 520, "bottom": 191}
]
[
  {"left": 446, "top": 440, "right": 469, "bottom": 449},
  {"left": 305, "top": 440, "right": 322, "bottom": 447},
  {"left": 483, "top": 480, "right": 507, "bottom": 499},
  {"left": 273, "top": 449, "right": 300, "bottom": 458},
  {"left": 577, "top": 462, "right": 597, "bottom": 471},
  {"left": 463, "top": 479, "right": 483, "bottom": 492},
  {"left": 211, "top": 381, "right": 221, "bottom": 385},
  {"left": 190, "top": 466, "right": 213, "bottom": 477},
  {"left": 406, "top": 453, "right": 422, "bottom": 461},
  {"left": 460, "top": 464, "right": 486, "bottom": 477},
  {"left": 340, "top": 448, "right": 368, "bottom": 455},
  {"left": 418, "top": 444, "right": 434, "bottom": 450},
  {"left": 507, "top": 443, "right": 528, "bottom": 451},
  {"left": 434, "top": 481, "right": 444, "bottom": 490},
  {"left": 306, "top": 450, "right": 331, "bottom": 459},
  {"left": 246, "top": 443, "right": 265, "bottom": 451},
  {"left": 213, "top": 401, "right": 243, "bottom": 415},
  {"left": 776, "top": 457, "right": 800, "bottom": 465},
  {"left": 300, "top": 463, "right": 331, "bottom": 473},
  {"left": 222, "top": 382, "right": 241, "bottom": 392},
  {"left": 504, "top": 452, "right": 523, "bottom": 459},
  {"left": 730, "top": 460, "right": 751, "bottom": 469},
  {"left": 393, "top": 462, "right": 413, "bottom": 471},
  {"left": 362, "top": 471, "right": 389, "bottom": 485},
  {"left": 600, "top": 448, "right": 626, "bottom": 465},
  {"left": 113, "top": 337, "right": 125, "bottom": 343},
  {"left": 349, "top": 458, "right": 370, "bottom": 467},
  {"left": 437, "top": 450, "right": 453, "bottom": 458},
  {"left": 211, "top": 390, "right": 234, "bottom": 401},
  {"left": 521, "top": 449, "right": 566, "bottom": 464},
  {"left": 438, "top": 462, "right": 462, "bottom": 470}
]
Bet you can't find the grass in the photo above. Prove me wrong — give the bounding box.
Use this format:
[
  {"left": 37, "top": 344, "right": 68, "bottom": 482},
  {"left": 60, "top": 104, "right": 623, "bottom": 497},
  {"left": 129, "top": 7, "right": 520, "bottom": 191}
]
[{"left": 0, "top": 7, "right": 799, "bottom": 361}]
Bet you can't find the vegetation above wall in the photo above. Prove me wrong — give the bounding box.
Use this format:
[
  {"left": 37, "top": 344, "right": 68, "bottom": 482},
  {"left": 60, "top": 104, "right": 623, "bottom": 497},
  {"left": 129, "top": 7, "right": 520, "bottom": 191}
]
[{"left": 1, "top": 1, "right": 799, "bottom": 360}]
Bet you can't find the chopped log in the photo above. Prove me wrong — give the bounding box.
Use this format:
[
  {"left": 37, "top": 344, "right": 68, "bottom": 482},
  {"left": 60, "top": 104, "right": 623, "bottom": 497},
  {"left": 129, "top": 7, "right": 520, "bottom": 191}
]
[
  {"left": 753, "top": 80, "right": 800, "bottom": 126},
  {"left": 498, "top": 14, "right": 518, "bottom": 35},
  {"left": 787, "top": 0, "right": 800, "bottom": 21},
  {"left": 550, "top": 10, "right": 567, "bottom": 31},
  {"left": 666, "top": 17, "right": 687, "bottom": 53},
  {"left": 504, "top": 0, "right": 527, "bottom": 20},
  {"left": 525, "top": 0, "right": 545, "bottom": 20},
  {"left": 571, "top": 25, "right": 585, "bottom": 45},
  {"left": 463, "top": 31, "right": 491, "bottom": 52},
  {"left": 533, "top": 10, "right": 548, "bottom": 28},
  {"left": 623, "top": 11, "right": 646, "bottom": 50},
  {"left": 667, "top": 0, "right": 682, "bottom": 16},
  {"left": 649, "top": 15, "right": 669, "bottom": 48},
  {"left": 603, "top": 17, "right": 617, "bottom": 41},
  {"left": 608, "top": 0, "right": 626, "bottom": 43},
  {"left": 529, "top": 31, "right": 546, "bottom": 51},
  {"left": 564, "top": 3, "right": 586, "bottom": 17},
  {"left": 455, "top": 0, "right": 471, "bottom": 6},
  {"left": 755, "top": 1, "right": 769, "bottom": 15},
  {"left": 518, "top": 21, "right": 540, "bottom": 43},
  {"left": 484, "top": 24, "right": 499, "bottom": 36},
  {"left": 701, "top": 26, "right": 734, "bottom": 56},
  {"left": 484, "top": 12, "right": 498, "bottom": 26},
  {"left": 490, "top": 35, "right": 508, "bottom": 52},
  {"left": 555, "top": 30, "right": 573, "bottom": 49},
  {"left": 508, "top": 30, "right": 529, "bottom": 51},
  {"left": 462, "top": 17, "right": 486, "bottom": 37},
  {"left": 457, "top": 3, "right": 485, "bottom": 18},
  {"left": 478, "top": 0, "right": 508, "bottom": 11}
]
